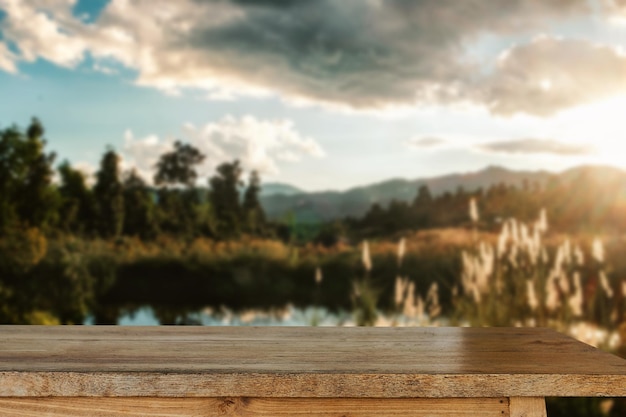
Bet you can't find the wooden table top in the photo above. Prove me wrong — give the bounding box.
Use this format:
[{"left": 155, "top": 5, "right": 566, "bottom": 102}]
[{"left": 0, "top": 326, "right": 625, "bottom": 398}]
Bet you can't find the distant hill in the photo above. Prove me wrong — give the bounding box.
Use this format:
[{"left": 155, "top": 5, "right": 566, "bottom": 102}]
[
  {"left": 260, "top": 182, "right": 304, "bottom": 197},
  {"left": 259, "top": 165, "right": 559, "bottom": 222}
]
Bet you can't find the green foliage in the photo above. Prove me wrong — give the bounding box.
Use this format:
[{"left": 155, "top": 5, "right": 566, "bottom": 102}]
[
  {"left": 314, "top": 221, "right": 346, "bottom": 247},
  {"left": 58, "top": 160, "right": 96, "bottom": 234},
  {"left": 155, "top": 188, "right": 203, "bottom": 238},
  {"left": 78, "top": 231, "right": 467, "bottom": 323},
  {"left": 352, "top": 277, "right": 379, "bottom": 326},
  {"left": 242, "top": 170, "right": 266, "bottom": 235},
  {"left": 0, "top": 127, "right": 20, "bottom": 231},
  {"left": 122, "top": 169, "right": 158, "bottom": 239},
  {"left": 154, "top": 140, "right": 205, "bottom": 188},
  {"left": 153, "top": 141, "right": 206, "bottom": 238},
  {"left": 93, "top": 148, "right": 124, "bottom": 237},
  {"left": 209, "top": 160, "right": 244, "bottom": 238},
  {"left": 0, "top": 231, "right": 100, "bottom": 324},
  {"left": 17, "top": 118, "right": 60, "bottom": 230},
  {"left": 28, "top": 242, "right": 95, "bottom": 324},
  {"left": 0, "top": 119, "right": 59, "bottom": 232},
  {"left": 0, "top": 227, "right": 47, "bottom": 275}
]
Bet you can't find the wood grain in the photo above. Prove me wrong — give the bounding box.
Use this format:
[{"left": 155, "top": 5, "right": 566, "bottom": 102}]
[
  {"left": 1, "top": 326, "right": 625, "bottom": 398},
  {"left": 509, "top": 397, "right": 547, "bottom": 417},
  {"left": 0, "top": 397, "right": 510, "bottom": 417}
]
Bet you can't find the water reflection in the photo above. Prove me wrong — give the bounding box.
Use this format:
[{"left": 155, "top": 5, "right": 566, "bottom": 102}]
[{"left": 86, "top": 305, "right": 354, "bottom": 326}]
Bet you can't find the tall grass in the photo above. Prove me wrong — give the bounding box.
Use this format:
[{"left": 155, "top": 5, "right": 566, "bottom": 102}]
[{"left": 449, "top": 209, "right": 624, "bottom": 338}]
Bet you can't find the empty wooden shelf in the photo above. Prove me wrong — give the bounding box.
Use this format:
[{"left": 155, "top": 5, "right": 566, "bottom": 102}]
[{"left": 0, "top": 326, "right": 625, "bottom": 416}]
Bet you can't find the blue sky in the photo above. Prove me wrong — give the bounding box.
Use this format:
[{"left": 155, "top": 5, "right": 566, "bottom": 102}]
[{"left": 1, "top": 0, "right": 625, "bottom": 191}]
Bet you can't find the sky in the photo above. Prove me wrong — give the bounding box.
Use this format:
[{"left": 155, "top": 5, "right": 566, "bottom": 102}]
[{"left": 0, "top": 0, "right": 625, "bottom": 192}]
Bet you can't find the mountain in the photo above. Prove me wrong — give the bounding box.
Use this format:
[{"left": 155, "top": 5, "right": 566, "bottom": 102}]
[
  {"left": 260, "top": 165, "right": 556, "bottom": 222},
  {"left": 260, "top": 182, "right": 304, "bottom": 197}
]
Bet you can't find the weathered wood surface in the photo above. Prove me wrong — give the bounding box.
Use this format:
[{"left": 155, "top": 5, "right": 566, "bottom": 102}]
[
  {"left": 509, "top": 397, "right": 547, "bottom": 417},
  {"left": 0, "top": 397, "right": 510, "bottom": 417},
  {"left": 0, "top": 326, "right": 625, "bottom": 398}
]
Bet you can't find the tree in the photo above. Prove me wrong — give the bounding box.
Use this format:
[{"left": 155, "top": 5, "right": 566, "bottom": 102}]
[
  {"left": 360, "top": 202, "right": 385, "bottom": 236},
  {"left": 153, "top": 141, "right": 205, "bottom": 237},
  {"left": 0, "top": 126, "right": 22, "bottom": 232},
  {"left": 0, "top": 119, "right": 59, "bottom": 232},
  {"left": 18, "top": 118, "right": 59, "bottom": 229},
  {"left": 314, "top": 220, "right": 346, "bottom": 247},
  {"left": 209, "top": 160, "right": 243, "bottom": 238},
  {"left": 122, "top": 169, "right": 157, "bottom": 239},
  {"left": 411, "top": 184, "right": 433, "bottom": 228},
  {"left": 93, "top": 148, "right": 124, "bottom": 237},
  {"left": 57, "top": 161, "right": 96, "bottom": 234},
  {"left": 242, "top": 170, "right": 266, "bottom": 235},
  {"left": 413, "top": 185, "right": 433, "bottom": 206},
  {"left": 154, "top": 140, "right": 205, "bottom": 188}
]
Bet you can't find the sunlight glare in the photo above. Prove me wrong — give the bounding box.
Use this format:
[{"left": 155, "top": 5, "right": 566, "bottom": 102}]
[
  {"left": 539, "top": 78, "right": 553, "bottom": 91},
  {"left": 555, "top": 94, "right": 626, "bottom": 168}
]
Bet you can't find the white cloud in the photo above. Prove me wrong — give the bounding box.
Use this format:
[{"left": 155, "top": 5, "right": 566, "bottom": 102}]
[
  {"left": 406, "top": 136, "right": 448, "bottom": 149},
  {"left": 73, "top": 161, "right": 97, "bottom": 187},
  {"left": 93, "top": 62, "right": 118, "bottom": 75},
  {"left": 121, "top": 129, "right": 171, "bottom": 182},
  {"left": 477, "top": 36, "right": 626, "bottom": 116},
  {"left": 0, "top": 0, "right": 87, "bottom": 68},
  {"left": 0, "top": 42, "right": 17, "bottom": 73},
  {"left": 478, "top": 138, "right": 595, "bottom": 155},
  {"left": 2, "top": 0, "right": 625, "bottom": 116},
  {"left": 186, "top": 115, "right": 325, "bottom": 175},
  {"left": 121, "top": 116, "right": 324, "bottom": 184}
]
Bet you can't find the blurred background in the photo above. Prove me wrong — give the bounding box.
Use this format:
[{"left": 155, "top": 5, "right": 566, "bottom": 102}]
[{"left": 1, "top": 1, "right": 626, "bottom": 415}]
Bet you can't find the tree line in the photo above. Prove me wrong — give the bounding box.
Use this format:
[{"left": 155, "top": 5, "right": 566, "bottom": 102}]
[
  {"left": 0, "top": 118, "right": 268, "bottom": 240},
  {"left": 3, "top": 117, "right": 625, "bottom": 246},
  {"left": 347, "top": 169, "right": 626, "bottom": 240}
]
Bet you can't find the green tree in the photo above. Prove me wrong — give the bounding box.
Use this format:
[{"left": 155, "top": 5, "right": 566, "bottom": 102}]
[
  {"left": 314, "top": 220, "right": 346, "bottom": 247},
  {"left": 122, "top": 169, "right": 157, "bottom": 239},
  {"left": 0, "top": 126, "right": 22, "bottom": 232},
  {"left": 209, "top": 160, "right": 243, "bottom": 238},
  {"left": 17, "top": 118, "right": 59, "bottom": 230},
  {"left": 242, "top": 170, "right": 266, "bottom": 235},
  {"left": 57, "top": 161, "right": 96, "bottom": 234},
  {"left": 93, "top": 148, "right": 124, "bottom": 237},
  {"left": 412, "top": 184, "right": 433, "bottom": 228},
  {"left": 0, "top": 118, "right": 59, "bottom": 232},
  {"left": 154, "top": 140, "right": 205, "bottom": 188},
  {"left": 360, "top": 203, "right": 385, "bottom": 236},
  {"left": 154, "top": 141, "right": 205, "bottom": 237}
]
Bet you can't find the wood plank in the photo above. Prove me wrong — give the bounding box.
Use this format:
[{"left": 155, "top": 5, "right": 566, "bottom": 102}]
[
  {"left": 509, "top": 397, "right": 547, "bottom": 417},
  {"left": 0, "top": 397, "right": 510, "bottom": 417},
  {"left": 1, "top": 326, "right": 625, "bottom": 398},
  {"left": 3, "top": 371, "right": 626, "bottom": 398}
]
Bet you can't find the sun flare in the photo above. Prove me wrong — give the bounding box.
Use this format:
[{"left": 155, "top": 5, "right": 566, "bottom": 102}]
[{"left": 555, "top": 94, "right": 626, "bottom": 168}]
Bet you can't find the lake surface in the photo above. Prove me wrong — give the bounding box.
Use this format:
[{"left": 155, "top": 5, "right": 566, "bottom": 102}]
[
  {"left": 86, "top": 305, "right": 440, "bottom": 327},
  {"left": 86, "top": 305, "right": 351, "bottom": 326}
]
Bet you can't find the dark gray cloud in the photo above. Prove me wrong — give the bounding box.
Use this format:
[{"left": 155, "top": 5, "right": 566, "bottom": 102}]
[
  {"left": 86, "top": 0, "right": 594, "bottom": 110},
  {"left": 171, "top": 0, "right": 591, "bottom": 108},
  {"left": 5, "top": 0, "right": 626, "bottom": 115},
  {"left": 479, "top": 138, "right": 594, "bottom": 155}
]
